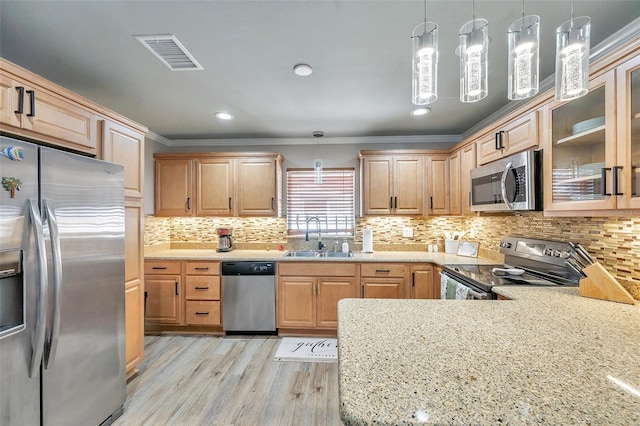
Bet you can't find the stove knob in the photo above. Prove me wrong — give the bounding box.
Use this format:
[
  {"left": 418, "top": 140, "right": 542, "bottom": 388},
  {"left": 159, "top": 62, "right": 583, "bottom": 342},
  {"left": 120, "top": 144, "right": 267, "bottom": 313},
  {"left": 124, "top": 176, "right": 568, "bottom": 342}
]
[
  {"left": 544, "top": 248, "right": 553, "bottom": 256},
  {"left": 553, "top": 249, "right": 562, "bottom": 257},
  {"left": 561, "top": 251, "right": 571, "bottom": 259}
]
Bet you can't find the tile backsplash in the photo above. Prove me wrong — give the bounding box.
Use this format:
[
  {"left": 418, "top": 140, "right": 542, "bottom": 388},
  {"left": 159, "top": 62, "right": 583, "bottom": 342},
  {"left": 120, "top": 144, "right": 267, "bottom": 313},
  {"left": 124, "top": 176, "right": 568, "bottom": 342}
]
[{"left": 145, "top": 213, "right": 640, "bottom": 300}]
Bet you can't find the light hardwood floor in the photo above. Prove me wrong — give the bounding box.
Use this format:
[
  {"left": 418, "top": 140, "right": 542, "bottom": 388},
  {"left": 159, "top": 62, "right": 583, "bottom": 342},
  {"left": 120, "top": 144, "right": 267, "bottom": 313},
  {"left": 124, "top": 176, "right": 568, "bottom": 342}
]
[{"left": 113, "top": 335, "right": 343, "bottom": 426}]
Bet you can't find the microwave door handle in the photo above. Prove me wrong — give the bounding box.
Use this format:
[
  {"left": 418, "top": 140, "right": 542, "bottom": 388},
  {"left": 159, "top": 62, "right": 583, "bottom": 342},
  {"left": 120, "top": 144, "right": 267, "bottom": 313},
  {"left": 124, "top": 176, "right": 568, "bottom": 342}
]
[
  {"left": 26, "top": 199, "right": 48, "bottom": 378},
  {"left": 500, "top": 162, "right": 515, "bottom": 210},
  {"left": 42, "top": 200, "right": 62, "bottom": 369}
]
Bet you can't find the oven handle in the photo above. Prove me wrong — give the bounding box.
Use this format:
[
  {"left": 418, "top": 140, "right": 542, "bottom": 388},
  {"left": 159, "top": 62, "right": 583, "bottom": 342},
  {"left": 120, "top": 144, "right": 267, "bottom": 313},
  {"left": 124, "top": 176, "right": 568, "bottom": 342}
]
[
  {"left": 441, "top": 272, "right": 488, "bottom": 300},
  {"left": 500, "top": 162, "right": 515, "bottom": 210}
]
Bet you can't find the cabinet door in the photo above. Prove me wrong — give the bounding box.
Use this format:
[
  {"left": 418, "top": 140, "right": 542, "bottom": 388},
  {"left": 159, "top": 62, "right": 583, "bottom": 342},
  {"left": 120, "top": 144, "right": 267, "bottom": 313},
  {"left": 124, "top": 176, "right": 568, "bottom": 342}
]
[
  {"left": 155, "top": 159, "right": 193, "bottom": 216},
  {"left": 145, "top": 275, "right": 182, "bottom": 324},
  {"left": 449, "top": 150, "right": 461, "bottom": 215},
  {"left": 236, "top": 158, "right": 277, "bottom": 216},
  {"left": 0, "top": 73, "right": 22, "bottom": 128},
  {"left": 503, "top": 111, "right": 538, "bottom": 156},
  {"left": 277, "top": 277, "right": 315, "bottom": 328},
  {"left": 543, "top": 72, "right": 616, "bottom": 212},
  {"left": 102, "top": 120, "right": 145, "bottom": 198},
  {"left": 362, "top": 278, "right": 405, "bottom": 299},
  {"left": 460, "top": 144, "right": 476, "bottom": 215},
  {"left": 616, "top": 55, "right": 640, "bottom": 209},
  {"left": 195, "top": 158, "right": 233, "bottom": 216},
  {"left": 21, "top": 88, "right": 98, "bottom": 154},
  {"left": 393, "top": 156, "right": 423, "bottom": 215},
  {"left": 316, "top": 277, "right": 357, "bottom": 328},
  {"left": 476, "top": 132, "right": 503, "bottom": 165},
  {"left": 410, "top": 265, "right": 436, "bottom": 299},
  {"left": 427, "top": 155, "right": 449, "bottom": 215},
  {"left": 124, "top": 282, "right": 144, "bottom": 377},
  {"left": 362, "top": 157, "right": 393, "bottom": 215}
]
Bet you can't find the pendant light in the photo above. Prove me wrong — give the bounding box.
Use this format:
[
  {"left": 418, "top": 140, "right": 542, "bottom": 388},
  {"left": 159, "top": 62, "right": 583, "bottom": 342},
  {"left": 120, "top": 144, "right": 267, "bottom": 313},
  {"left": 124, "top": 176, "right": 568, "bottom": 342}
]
[
  {"left": 507, "top": 0, "right": 540, "bottom": 100},
  {"left": 555, "top": 0, "right": 591, "bottom": 101},
  {"left": 411, "top": 0, "right": 438, "bottom": 105},
  {"left": 459, "top": 0, "right": 489, "bottom": 103},
  {"left": 313, "top": 131, "right": 323, "bottom": 184}
]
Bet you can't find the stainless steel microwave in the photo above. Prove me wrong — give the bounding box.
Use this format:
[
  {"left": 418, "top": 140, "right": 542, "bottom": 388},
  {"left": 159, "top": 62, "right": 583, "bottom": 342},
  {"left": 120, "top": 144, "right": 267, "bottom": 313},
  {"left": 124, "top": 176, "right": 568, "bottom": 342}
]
[{"left": 470, "top": 149, "right": 542, "bottom": 212}]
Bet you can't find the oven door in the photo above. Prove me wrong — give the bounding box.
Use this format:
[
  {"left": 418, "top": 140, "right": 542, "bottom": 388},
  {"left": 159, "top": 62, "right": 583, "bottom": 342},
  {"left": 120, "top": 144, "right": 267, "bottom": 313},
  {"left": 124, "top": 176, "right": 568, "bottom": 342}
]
[{"left": 440, "top": 272, "right": 493, "bottom": 300}]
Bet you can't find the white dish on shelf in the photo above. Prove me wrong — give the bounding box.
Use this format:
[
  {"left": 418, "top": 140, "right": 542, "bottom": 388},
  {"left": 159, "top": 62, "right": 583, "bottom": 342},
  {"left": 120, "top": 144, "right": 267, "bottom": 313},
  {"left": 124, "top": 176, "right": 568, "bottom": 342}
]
[{"left": 572, "top": 117, "right": 605, "bottom": 135}]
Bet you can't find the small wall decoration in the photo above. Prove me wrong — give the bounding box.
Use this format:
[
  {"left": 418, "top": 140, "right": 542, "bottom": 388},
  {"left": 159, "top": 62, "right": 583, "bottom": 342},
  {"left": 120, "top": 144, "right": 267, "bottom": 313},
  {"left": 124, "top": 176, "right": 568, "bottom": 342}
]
[
  {"left": 0, "top": 146, "right": 25, "bottom": 161},
  {"left": 2, "top": 177, "right": 22, "bottom": 198}
]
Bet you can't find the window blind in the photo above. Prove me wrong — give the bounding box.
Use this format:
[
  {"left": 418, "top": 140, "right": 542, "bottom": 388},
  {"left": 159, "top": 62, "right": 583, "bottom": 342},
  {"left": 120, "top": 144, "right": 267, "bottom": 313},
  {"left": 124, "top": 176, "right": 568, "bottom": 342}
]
[{"left": 286, "top": 168, "right": 355, "bottom": 236}]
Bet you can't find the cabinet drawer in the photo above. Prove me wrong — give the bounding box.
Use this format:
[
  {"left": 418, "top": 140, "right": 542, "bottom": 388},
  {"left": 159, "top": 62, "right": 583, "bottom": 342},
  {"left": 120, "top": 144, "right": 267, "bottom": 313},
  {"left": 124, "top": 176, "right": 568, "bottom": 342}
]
[
  {"left": 185, "top": 276, "right": 221, "bottom": 300},
  {"left": 185, "top": 301, "right": 221, "bottom": 326},
  {"left": 185, "top": 262, "right": 220, "bottom": 275},
  {"left": 360, "top": 263, "right": 405, "bottom": 277},
  {"left": 144, "top": 261, "right": 181, "bottom": 275}
]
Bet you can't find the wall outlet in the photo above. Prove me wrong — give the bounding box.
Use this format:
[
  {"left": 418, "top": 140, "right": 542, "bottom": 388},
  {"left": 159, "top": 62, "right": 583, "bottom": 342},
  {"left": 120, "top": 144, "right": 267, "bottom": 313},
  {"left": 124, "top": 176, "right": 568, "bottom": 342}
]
[
  {"left": 402, "top": 227, "right": 414, "bottom": 238},
  {"left": 469, "top": 227, "right": 476, "bottom": 239}
]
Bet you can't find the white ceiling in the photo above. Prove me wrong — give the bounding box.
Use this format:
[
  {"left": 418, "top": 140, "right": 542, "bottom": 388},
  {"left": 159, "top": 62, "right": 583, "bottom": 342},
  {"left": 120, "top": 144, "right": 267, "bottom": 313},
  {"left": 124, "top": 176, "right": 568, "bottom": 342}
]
[{"left": 1, "top": 1, "right": 638, "bottom": 145}]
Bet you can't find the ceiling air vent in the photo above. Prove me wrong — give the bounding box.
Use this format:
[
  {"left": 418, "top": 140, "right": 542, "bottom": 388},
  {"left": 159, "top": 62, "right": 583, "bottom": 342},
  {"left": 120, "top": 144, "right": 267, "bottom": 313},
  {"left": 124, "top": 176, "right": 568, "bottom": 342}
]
[{"left": 135, "top": 34, "right": 203, "bottom": 71}]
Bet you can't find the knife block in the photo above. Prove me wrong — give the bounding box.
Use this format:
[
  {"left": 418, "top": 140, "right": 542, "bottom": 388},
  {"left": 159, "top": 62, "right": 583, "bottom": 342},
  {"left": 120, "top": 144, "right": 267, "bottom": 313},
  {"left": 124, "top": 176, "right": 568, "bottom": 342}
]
[{"left": 579, "top": 262, "right": 636, "bottom": 305}]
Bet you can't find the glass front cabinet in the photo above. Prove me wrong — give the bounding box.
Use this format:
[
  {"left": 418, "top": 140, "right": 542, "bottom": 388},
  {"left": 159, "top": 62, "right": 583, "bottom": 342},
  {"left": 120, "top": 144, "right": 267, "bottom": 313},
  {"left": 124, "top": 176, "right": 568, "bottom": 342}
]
[{"left": 542, "top": 54, "right": 640, "bottom": 212}]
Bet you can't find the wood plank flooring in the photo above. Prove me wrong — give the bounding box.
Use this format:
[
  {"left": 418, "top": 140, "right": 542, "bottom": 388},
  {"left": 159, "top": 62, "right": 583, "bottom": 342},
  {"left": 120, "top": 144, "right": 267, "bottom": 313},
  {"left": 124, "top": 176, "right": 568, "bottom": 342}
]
[{"left": 113, "top": 335, "right": 343, "bottom": 426}]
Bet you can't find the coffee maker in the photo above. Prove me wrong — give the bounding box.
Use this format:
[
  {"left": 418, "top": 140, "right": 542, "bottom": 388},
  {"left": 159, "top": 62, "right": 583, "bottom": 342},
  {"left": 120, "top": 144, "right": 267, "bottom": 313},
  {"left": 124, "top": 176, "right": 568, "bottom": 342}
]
[{"left": 216, "top": 227, "right": 234, "bottom": 252}]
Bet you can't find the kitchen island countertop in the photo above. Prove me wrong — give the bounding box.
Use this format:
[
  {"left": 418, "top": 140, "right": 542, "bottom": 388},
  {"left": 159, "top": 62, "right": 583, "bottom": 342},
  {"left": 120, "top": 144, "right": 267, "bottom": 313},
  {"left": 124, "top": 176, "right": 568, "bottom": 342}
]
[
  {"left": 145, "top": 249, "right": 498, "bottom": 266},
  {"left": 338, "top": 287, "right": 640, "bottom": 425}
]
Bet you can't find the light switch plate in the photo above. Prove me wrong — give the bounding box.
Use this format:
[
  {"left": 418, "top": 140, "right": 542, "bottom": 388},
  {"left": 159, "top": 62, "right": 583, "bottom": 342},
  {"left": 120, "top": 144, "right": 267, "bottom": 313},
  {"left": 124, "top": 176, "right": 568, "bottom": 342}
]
[{"left": 402, "top": 227, "right": 413, "bottom": 238}]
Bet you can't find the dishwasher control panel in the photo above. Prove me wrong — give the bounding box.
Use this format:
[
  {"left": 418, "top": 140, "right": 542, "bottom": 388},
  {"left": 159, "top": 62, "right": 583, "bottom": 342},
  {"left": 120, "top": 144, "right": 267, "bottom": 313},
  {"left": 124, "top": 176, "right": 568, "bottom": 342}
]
[{"left": 221, "top": 262, "right": 275, "bottom": 275}]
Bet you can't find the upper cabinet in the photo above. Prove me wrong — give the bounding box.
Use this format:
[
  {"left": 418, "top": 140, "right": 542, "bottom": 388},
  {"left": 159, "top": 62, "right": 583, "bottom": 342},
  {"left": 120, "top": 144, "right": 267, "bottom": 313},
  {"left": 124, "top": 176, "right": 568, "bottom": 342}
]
[
  {"left": 360, "top": 153, "right": 424, "bottom": 215},
  {"left": 154, "top": 152, "right": 283, "bottom": 217},
  {"left": 102, "top": 120, "right": 145, "bottom": 199},
  {"left": 539, "top": 42, "right": 640, "bottom": 214},
  {"left": 449, "top": 144, "right": 476, "bottom": 216},
  {"left": 0, "top": 59, "right": 98, "bottom": 155},
  {"left": 426, "top": 155, "right": 450, "bottom": 215},
  {"left": 476, "top": 111, "right": 539, "bottom": 165}
]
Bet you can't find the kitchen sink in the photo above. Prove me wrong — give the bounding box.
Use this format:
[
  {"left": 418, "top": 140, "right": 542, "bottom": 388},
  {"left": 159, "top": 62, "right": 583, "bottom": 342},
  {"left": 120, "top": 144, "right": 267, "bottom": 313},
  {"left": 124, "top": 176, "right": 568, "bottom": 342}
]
[{"left": 283, "top": 250, "right": 354, "bottom": 258}]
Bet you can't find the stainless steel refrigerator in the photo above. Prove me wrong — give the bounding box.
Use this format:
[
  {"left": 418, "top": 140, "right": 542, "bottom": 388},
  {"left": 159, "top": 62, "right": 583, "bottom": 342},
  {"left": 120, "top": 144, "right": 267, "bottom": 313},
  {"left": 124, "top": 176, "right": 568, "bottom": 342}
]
[{"left": 0, "top": 136, "right": 126, "bottom": 425}]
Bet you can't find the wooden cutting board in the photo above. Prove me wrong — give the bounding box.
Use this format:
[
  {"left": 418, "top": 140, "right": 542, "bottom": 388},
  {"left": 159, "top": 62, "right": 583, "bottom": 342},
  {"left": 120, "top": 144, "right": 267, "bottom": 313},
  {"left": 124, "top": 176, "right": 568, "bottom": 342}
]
[{"left": 579, "top": 263, "right": 636, "bottom": 305}]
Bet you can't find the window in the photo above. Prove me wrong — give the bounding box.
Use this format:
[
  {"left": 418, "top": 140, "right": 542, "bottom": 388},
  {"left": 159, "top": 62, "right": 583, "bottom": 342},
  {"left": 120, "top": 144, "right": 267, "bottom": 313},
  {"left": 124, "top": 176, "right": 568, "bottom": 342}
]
[{"left": 286, "top": 168, "right": 355, "bottom": 236}]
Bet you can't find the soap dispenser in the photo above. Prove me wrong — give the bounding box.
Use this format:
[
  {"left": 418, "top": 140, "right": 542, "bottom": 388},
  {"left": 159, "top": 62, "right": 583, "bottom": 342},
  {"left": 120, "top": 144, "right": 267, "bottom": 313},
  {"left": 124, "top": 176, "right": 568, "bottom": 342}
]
[{"left": 341, "top": 239, "right": 349, "bottom": 254}]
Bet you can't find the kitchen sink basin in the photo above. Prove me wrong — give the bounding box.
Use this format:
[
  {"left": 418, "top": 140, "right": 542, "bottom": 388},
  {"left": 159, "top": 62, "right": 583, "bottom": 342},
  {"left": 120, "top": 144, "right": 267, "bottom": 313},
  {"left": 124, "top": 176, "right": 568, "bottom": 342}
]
[{"left": 283, "top": 250, "right": 354, "bottom": 258}]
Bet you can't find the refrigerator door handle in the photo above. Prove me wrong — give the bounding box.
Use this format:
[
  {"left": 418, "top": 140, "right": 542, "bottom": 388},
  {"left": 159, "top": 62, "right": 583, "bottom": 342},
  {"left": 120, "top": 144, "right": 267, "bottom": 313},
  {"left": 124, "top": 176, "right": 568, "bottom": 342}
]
[
  {"left": 26, "top": 198, "right": 48, "bottom": 378},
  {"left": 43, "top": 199, "right": 62, "bottom": 369}
]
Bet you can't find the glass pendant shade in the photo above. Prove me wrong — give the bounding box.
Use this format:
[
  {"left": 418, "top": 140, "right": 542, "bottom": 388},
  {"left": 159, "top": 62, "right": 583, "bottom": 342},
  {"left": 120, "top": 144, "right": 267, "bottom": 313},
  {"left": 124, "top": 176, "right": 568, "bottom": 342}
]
[
  {"left": 507, "top": 15, "right": 540, "bottom": 100},
  {"left": 412, "top": 22, "right": 438, "bottom": 105},
  {"left": 555, "top": 16, "right": 591, "bottom": 101},
  {"left": 314, "top": 158, "right": 323, "bottom": 184},
  {"left": 459, "top": 19, "right": 489, "bottom": 103}
]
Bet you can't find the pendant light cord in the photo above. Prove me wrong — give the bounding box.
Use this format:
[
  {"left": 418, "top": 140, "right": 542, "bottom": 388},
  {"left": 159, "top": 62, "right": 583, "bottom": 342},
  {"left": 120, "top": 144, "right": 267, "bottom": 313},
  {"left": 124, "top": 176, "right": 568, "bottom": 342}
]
[{"left": 571, "top": 0, "right": 575, "bottom": 20}]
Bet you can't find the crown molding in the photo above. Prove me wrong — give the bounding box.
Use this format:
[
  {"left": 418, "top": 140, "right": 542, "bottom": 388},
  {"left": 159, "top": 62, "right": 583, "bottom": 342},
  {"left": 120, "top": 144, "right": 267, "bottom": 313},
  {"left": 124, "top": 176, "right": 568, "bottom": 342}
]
[{"left": 148, "top": 134, "right": 461, "bottom": 148}]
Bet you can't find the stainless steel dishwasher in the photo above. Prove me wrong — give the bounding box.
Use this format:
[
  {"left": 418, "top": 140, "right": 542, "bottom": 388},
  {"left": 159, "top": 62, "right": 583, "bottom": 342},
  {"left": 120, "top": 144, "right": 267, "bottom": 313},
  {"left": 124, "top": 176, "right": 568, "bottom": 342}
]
[{"left": 221, "top": 262, "right": 276, "bottom": 333}]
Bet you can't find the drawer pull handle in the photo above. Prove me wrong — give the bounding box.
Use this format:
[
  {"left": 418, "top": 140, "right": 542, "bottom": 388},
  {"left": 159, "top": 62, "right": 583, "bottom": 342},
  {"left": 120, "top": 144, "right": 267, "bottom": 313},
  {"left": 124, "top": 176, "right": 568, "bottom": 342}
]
[
  {"left": 195, "top": 311, "right": 209, "bottom": 316},
  {"left": 194, "top": 267, "right": 209, "bottom": 270},
  {"left": 194, "top": 286, "right": 210, "bottom": 290},
  {"left": 375, "top": 269, "right": 391, "bottom": 273},
  {"left": 152, "top": 266, "right": 167, "bottom": 270}
]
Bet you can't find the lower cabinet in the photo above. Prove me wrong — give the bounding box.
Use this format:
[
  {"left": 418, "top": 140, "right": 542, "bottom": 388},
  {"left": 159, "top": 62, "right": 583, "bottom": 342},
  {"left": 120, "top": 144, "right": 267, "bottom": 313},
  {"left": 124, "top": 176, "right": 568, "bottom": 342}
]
[
  {"left": 277, "top": 263, "right": 357, "bottom": 331},
  {"left": 360, "top": 263, "right": 406, "bottom": 299},
  {"left": 410, "top": 265, "right": 436, "bottom": 299},
  {"left": 144, "top": 260, "right": 222, "bottom": 330}
]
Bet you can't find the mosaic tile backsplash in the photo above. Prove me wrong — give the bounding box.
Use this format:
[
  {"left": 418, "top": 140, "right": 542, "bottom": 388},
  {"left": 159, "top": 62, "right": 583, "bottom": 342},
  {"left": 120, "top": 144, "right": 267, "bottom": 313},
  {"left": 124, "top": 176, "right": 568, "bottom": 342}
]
[{"left": 145, "top": 213, "right": 640, "bottom": 300}]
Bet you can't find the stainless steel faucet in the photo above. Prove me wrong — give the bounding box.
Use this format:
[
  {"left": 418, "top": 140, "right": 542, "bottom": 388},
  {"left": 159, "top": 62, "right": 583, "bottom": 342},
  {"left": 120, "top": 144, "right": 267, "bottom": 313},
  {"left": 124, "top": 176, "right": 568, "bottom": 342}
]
[{"left": 305, "top": 216, "right": 322, "bottom": 246}]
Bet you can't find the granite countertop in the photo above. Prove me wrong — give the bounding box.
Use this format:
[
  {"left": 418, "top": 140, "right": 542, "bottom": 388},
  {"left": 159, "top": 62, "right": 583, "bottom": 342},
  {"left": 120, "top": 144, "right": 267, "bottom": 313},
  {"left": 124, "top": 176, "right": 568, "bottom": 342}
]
[
  {"left": 145, "top": 249, "right": 498, "bottom": 266},
  {"left": 338, "top": 287, "right": 640, "bottom": 425}
]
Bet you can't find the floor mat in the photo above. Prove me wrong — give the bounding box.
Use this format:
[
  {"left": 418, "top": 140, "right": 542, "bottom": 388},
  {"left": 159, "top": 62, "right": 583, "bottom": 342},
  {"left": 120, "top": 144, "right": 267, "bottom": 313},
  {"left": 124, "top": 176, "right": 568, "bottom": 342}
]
[{"left": 273, "top": 337, "right": 338, "bottom": 363}]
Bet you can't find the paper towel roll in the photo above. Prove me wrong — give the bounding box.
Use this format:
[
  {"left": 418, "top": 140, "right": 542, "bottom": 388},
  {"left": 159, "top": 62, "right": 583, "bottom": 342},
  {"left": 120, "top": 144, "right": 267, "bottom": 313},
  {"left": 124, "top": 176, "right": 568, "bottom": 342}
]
[{"left": 362, "top": 228, "right": 374, "bottom": 253}]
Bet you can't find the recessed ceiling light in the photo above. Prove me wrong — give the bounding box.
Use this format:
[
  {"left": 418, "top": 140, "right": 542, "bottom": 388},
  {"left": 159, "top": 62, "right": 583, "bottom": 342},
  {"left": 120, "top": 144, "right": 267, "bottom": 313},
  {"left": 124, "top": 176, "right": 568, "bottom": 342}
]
[
  {"left": 293, "top": 64, "right": 313, "bottom": 76},
  {"left": 410, "top": 107, "right": 431, "bottom": 116},
  {"left": 215, "top": 112, "right": 234, "bottom": 120}
]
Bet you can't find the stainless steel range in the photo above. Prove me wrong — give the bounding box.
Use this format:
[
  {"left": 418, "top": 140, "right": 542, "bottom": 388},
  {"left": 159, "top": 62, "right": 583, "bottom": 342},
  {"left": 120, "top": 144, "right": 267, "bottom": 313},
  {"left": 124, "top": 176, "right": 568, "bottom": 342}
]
[{"left": 441, "top": 236, "right": 582, "bottom": 300}]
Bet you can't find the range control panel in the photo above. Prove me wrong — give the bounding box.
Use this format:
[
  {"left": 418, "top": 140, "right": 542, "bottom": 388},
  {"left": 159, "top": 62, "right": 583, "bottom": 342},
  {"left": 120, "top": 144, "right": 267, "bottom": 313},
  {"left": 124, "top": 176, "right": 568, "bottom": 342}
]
[{"left": 500, "top": 236, "right": 573, "bottom": 267}]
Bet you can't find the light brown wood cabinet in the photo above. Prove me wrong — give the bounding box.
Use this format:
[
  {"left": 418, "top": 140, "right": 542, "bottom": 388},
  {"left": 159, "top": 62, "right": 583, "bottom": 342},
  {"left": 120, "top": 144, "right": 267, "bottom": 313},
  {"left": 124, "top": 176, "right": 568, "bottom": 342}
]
[
  {"left": 360, "top": 263, "right": 406, "bottom": 299},
  {"left": 426, "top": 155, "right": 450, "bottom": 215},
  {"left": 476, "top": 111, "right": 539, "bottom": 166},
  {"left": 184, "top": 262, "right": 221, "bottom": 326},
  {"left": 144, "top": 260, "right": 183, "bottom": 325},
  {"left": 277, "top": 262, "right": 357, "bottom": 331},
  {"left": 360, "top": 154, "right": 424, "bottom": 215},
  {"left": 154, "top": 153, "right": 282, "bottom": 217},
  {"left": 0, "top": 59, "right": 98, "bottom": 155},
  {"left": 449, "top": 144, "right": 476, "bottom": 216},
  {"left": 542, "top": 51, "right": 640, "bottom": 214},
  {"left": 409, "top": 265, "right": 437, "bottom": 299}
]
